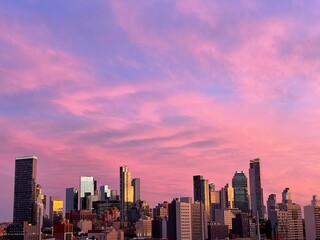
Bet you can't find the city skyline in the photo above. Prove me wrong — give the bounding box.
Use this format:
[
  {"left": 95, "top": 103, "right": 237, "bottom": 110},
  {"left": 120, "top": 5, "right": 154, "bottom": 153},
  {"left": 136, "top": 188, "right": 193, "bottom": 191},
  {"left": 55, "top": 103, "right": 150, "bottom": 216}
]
[
  {"left": 1, "top": 1, "right": 320, "bottom": 223},
  {"left": 0, "top": 156, "right": 316, "bottom": 223}
]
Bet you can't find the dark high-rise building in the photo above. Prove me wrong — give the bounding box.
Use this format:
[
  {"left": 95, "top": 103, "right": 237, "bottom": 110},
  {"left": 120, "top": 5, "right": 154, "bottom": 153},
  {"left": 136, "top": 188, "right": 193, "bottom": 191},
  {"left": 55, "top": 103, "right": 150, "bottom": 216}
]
[
  {"left": 13, "top": 156, "right": 38, "bottom": 225},
  {"left": 267, "top": 194, "right": 276, "bottom": 220},
  {"left": 232, "top": 171, "right": 249, "bottom": 213},
  {"left": 94, "top": 180, "right": 97, "bottom": 192},
  {"left": 132, "top": 178, "right": 141, "bottom": 203},
  {"left": 249, "top": 158, "right": 265, "bottom": 219},
  {"left": 193, "top": 175, "right": 210, "bottom": 220},
  {"left": 232, "top": 212, "right": 250, "bottom": 238},
  {"left": 66, "top": 187, "right": 78, "bottom": 214}
]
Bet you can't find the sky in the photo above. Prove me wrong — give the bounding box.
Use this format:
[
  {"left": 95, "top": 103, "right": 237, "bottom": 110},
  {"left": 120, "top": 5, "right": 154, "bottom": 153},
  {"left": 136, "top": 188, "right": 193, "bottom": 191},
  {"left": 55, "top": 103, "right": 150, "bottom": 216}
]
[{"left": 1, "top": 0, "right": 320, "bottom": 221}]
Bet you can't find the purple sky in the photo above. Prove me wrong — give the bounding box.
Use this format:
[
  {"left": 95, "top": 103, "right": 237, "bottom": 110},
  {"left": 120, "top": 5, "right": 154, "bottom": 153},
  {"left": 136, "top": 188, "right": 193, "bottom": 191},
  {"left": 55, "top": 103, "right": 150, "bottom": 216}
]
[{"left": 1, "top": 1, "right": 320, "bottom": 221}]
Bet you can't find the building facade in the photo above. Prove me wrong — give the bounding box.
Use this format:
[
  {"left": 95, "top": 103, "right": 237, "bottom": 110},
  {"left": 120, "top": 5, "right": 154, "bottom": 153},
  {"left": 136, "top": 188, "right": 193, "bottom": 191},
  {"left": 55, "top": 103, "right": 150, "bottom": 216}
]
[
  {"left": 13, "top": 156, "right": 38, "bottom": 225},
  {"left": 193, "top": 175, "right": 210, "bottom": 221},
  {"left": 66, "top": 187, "right": 78, "bottom": 214},
  {"left": 120, "top": 166, "right": 134, "bottom": 225},
  {"left": 249, "top": 158, "right": 265, "bottom": 219},
  {"left": 232, "top": 171, "right": 249, "bottom": 213},
  {"left": 80, "top": 176, "right": 94, "bottom": 210}
]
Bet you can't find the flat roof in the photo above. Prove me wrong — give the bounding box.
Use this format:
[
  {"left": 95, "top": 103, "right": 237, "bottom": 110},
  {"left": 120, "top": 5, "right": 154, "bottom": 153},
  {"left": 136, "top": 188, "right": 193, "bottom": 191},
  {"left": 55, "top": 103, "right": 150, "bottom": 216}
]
[{"left": 15, "top": 156, "right": 38, "bottom": 160}]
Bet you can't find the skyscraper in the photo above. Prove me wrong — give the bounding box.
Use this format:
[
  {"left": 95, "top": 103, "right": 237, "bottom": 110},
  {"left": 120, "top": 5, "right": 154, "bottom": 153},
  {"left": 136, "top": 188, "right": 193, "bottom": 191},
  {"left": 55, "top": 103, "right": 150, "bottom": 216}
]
[
  {"left": 232, "top": 171, "right": 249, "bottom": 213},
  {"left": 282, "top": 187, "right": 292, "bottom": 204},
  {"left": 167, "top": 198, "right": 192, "bottom": 240},
  {"left": 6, "top": 156, "right": 40, "bottom": 240},
  {"left": 13, "top": 156, "right": 38, "bottom": 225},
  {"left": 249, "top": 158, "right": 265, "bottom": 219},
  {"left": 49, "top": 196, "right": 63, "bottom": 226},
  {"left": 191, "top": 201, "right": 208, "bottom": 240},
  {"left": 132, "top": 178, "right": 141, "bottom": 203},
  {"left": 304, "top": 196, "right": 320, "bottom": 240},
  {"left": 100, "top": 185, "right": 111, "bottom": 201},
  {"left": 193, "top": 175, "right": 210, "bottom": 220},
  {"left": 219, "top": 183, "right": 235, "bottom": 210},
  {"left": 267, "top": 194, "right": 277, "bottom": 219},
  {"left": 66, "top": 187, "right": 78, "bottom": 214},
  {"left": 120, "top": 166, "right": 134, "bottom": 224},
  {"left": 80, "top": 176, "right": 94, "bottom": 210}
]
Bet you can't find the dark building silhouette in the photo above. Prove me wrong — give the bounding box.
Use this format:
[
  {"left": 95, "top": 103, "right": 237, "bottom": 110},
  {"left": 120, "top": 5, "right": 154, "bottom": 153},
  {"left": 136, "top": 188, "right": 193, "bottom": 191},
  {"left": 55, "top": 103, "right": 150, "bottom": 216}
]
[
  {"left": 232, "top": 212, "right": 250, "bottom": 237},
  {"left": 13, "top": 156, "right": 38, "bottom": 225},
  {"left": 167, "top": 199, "right": 178, "bottom": 240},
  {"left": 249, "top": 158, "right": 265, "bottom": 219},
  {"left": 66, "top": 187, "right": 78, "bottom": 214},
  {"left": 232, "top": 171, "right": 249, "bottom": 213},
  {"left": 208, "top": 223, "right": 229, "bottom": 240},
  {"left": 5, "top": 156, "right": 39, "bottom": 240}
]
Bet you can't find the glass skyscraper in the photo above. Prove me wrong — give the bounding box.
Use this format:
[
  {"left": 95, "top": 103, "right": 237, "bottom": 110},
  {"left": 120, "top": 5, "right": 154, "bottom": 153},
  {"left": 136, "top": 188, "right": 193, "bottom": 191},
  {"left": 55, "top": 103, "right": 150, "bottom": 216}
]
[
  {"left": 232, "top": 171, "right": 249, "bottom": 213},
  {"left": 13, "top": 156, "right": 38, "bottom": 225},
  {"left": 66, "top": 187, "right": 78, "bottom": 213}
]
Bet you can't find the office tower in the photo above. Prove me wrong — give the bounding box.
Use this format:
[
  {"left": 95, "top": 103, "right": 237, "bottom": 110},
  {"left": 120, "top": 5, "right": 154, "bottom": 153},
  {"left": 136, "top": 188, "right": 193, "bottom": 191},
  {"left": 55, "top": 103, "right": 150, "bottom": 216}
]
[
  {"left": 215, "top": 208, "right": 241, "bottom": 230},
  {"left": 304, "top": 196, "right": 320, "bottom": 240},
  {"left": 49, "top": 196, "right": 63, "bottom": 226},
  {"left": 191, "top": 201, "right": 208, "bottom": 240},
  {"left": 136, "top": 217, "right": 152, "bottom": 237},
  {"left": 152, "top": 217, "right": 167, "bottom": 239},
  {"left": 208, "top": 223, "right": 229, "bottom": 240},
  {"left": 13, "top": 156, "right": 38, "bottom": 225},
  {"left": 232, "top": 171, "right": 249, "bottom": 213},
  {"left": 209, "top": 183, "right": 220, "bottom": 221},
  {"left": 282, "top": 187, "right": 292, "bottom": 204},
  {"left": 153, "top": 202, "right": 168, "bottom": 219},
  {"left": 269, "top": 189, "right": 303, "bottom": 240},
  {"left": 249, "top": 158, "right": 265, "bottom": 219},
  {"left": 232, "top": 212, "right": 251, "bottom": 238},
  {"left": 66, "top": 187, "right": 78, "bottom": 214},
  {"left": 110, "top": 190, "right": 118, "bottom": 200},
  {"left": 312, "top": 195, "right": 320, "bottom": 207},
  {"left": 193, "top": 175, "right": 210, "bottom": 220},
  {"left": 267, "top": 194, "right": 277, "bottom": 220},
  {"left": 35, "top": 184, "right": 44, "bottom": 239},
  {"left": 86, "top": 194, "right": 99, "bottom": 211},
  {"left": 80, "top": 176, "right": 94, "bottom": 210},
  {"left": 220, "top": 183, "right": 235, "bottom": 209},
  {"left": 100, "top": 185, "right": 111, "bottom": 201},
  {"left": 120, "top": 166, "right": 134, "bottom": 224},
  {"left": 132, "top": 178, "right": 141, "bottom": 203},
  {"left": 167, "top": 198, "right": 192, "bottom": 240},
  {"left": 42, "top": 194, "right": 47, "bottom": 216}
]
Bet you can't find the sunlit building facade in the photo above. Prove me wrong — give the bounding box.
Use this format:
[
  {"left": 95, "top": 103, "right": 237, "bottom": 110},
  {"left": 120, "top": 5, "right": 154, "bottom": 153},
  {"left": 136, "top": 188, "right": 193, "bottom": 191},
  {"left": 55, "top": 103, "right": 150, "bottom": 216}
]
[
  {"left": 120, "top": 166, "right": 134, "bottom": 224},
  {"left": 80, "top": 176, "right": 94, "bottom": 210},
  {"left": 49, "top": 196, "right": 64, "bottom": 226}
]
